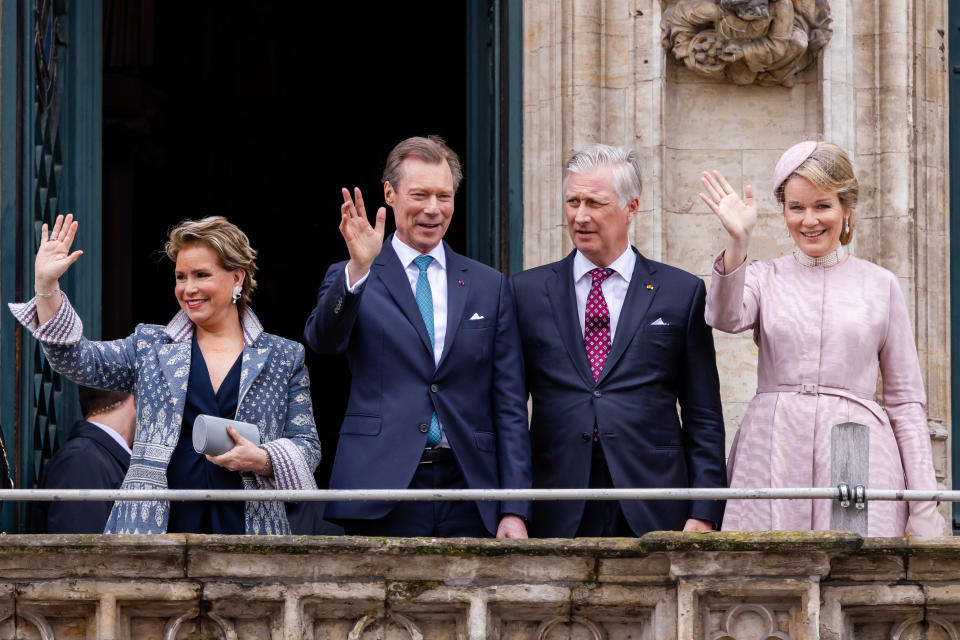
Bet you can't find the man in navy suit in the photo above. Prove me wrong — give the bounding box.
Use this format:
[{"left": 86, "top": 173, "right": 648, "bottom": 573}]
[
  {"left": 511, "top": 144, "right": 726, "bottom": 537},
  {"left": 32, "top": 386, "right": 135, "bottom": 533},
  {"left": 304, "top": 136, "right": 531, "bottom": 538}
]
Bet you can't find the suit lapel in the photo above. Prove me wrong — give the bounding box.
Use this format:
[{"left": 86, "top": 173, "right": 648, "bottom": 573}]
[
  {"left": 598, "top": 247, "right": 658, "bottom": 384},
  {"left": 546, "top": 251, "right": 595, "bottom": 387},
  {"left": 372, "top": 239, "right": 434, "bottom": 356},
  {"left": 438, "top": 244, "right": 468, "bottom": 369}
]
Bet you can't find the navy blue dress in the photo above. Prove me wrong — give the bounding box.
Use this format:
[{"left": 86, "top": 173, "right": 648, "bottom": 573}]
[{"left": 166, "top": 336, "right": 245, "bottom": 534}]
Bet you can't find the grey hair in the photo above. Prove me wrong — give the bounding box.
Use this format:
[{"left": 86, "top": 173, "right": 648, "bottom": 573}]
[{"left": 563, "top": 144, "right": 643, "bottom": 207}]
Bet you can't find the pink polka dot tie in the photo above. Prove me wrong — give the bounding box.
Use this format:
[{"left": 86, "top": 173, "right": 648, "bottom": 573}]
[{"left": 585, "top": 268, "right": 613, "bottom": 442}]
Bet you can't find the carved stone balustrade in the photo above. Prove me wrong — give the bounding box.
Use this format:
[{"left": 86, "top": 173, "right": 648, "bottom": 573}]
[{"left": 0, "top": 531, "right": 959, "bottom": 638}]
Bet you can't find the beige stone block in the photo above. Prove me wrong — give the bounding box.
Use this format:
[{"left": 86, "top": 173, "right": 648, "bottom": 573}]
[
  {"left": 670, "top": 551, "right": 832, "bottom": 578},
  {"left": 633, "top": 79, "right": 662, "bottom": 148},
  {"left": 663, "top": 210, "right": 726, "bottom": 276},
  {"left": 714, "top": 333, "right": 759, "bottom": 405},
  {"left": 854, "top": 215, "right": 914, "bottom": 277},
  {"left": 748, "top": 213, "right": 796, "bottom": 262},
  {"left": 664, "top": 83, "right": 809, "bottom": 151},
  {"left": 597, "top": 554, "right": 672, "bottom": 582},
  {"left": 855, "top": 97, "right": 878, "bottom": 159},
  {"left": 721, "top": 401, "right": 748, "bottom": 455},
  {"left": 852, "top": 1, "right": 877, "bottom": 36},
  {"left": 0, "top": 535, "right": 186, "bottom": 580},
  {"left": 877, "top": 88, "right": 910, "bottom": 154},
  {"left": 602, "top": 86, "right": 630, "bottom": 142},
  {"left": 853, "top": 34, "right": 877, "bottom": 90},
  {"left": 828, "top": 554, "right": 905, "bottom": 581},
  {"left": 741, "top": 148, "right": 783, "bottom": 214},
  {"left": 663, "top": 148, "right": 742, "bottom": 216}
]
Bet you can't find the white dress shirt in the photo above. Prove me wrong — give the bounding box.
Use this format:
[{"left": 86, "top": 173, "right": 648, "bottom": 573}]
[
  {"left": 89, "top": 420, "right": 133, "bottom": 455},
  {"left": 572, "top": 246, "right": 636, "bottom": 343}
]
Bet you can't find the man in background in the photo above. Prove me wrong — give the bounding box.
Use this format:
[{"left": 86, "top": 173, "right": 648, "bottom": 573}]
[{"left": 32, "top": 386, "right": 135, "bottom": 533}]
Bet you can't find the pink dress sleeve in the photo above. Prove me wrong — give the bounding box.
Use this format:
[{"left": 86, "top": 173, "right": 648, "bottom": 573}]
[
  {"left": 704, "top": 251, "right": 761, "bottom": 334},
  {"left": 879, "top": 275, "right": 945, "bottom": 535}
]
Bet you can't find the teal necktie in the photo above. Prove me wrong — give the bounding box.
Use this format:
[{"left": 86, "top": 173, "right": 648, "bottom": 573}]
[{"left": 413, "top": 255, "right": 442, "bottom": 447}]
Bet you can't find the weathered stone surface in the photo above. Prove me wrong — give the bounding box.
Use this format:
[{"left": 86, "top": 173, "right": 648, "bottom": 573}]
[{"left": 0, "top": 533, "right": 959, "bottom": 638}]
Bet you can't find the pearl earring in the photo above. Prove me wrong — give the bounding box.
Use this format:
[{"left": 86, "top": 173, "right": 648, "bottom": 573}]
[
  {"left": 844, "top": 217, "right": 850, "bottom": 235},
  {"left": 232, "top": 285, "right": 242, "bottom": 304}
]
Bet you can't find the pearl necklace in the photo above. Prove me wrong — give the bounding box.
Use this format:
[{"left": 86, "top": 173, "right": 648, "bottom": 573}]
[{"left": 794, "top": 246, "right": 845, "bottom": 268}]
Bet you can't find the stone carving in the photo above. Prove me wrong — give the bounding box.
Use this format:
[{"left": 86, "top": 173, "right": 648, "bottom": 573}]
[
  {"left": 712, "top": 603, "right": 790, "bottom": 640},
  {"left": 890, "top": 615, "right": 960, "bottom": 640},
  {"left": 660, "top": 0, "right": 832, "bottom": 86},
  {"left": 535, "top": 615, "right": 608, "bottom": 640},
  {"left": 17, "top": 612, "right": 55, "bottom": 640},
  {"left": 349, "top": 612, "right": 423, "bottom": 640},
  {"left": 162, "top": 608, "right": 237, "bottom": 640}
]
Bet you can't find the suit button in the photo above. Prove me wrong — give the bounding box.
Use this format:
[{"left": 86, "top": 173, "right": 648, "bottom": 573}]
[
  {"left": 418, "top": 423, "right": 430, "bottom": 433},
  {"left": 430, "top": 384, "right": 439, "bottom": 393},
  {"left": 581, "top": 432, "right": 591, "bottom": 442},
  {"left": 593, "top": 390, "right": 602, "bottom": 398}
]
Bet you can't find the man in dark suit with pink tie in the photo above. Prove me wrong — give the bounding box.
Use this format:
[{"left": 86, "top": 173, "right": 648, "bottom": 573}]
[{"left": 511, "top": 143, "right": 727, "bottom": 537}]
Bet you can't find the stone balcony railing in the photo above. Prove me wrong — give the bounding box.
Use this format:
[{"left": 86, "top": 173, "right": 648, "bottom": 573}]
[{"left": 0, "top": 531, "right": 958, "bottom": 639}]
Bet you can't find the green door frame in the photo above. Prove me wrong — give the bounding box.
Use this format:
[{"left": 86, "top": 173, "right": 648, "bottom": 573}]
[
  {"left": 0, "top": 0, "right": 101, "bottom": 532},
  {"left": 465, "top": 0, "right": 523, "bottom": 273},
  {"left": 950, "top": 3, "right": 960, "bottom": 534}
]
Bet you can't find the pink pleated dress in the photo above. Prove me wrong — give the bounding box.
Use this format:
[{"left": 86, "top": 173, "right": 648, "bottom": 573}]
[{"left": 705, "top": 252, "right": 944, "bottom": 536}]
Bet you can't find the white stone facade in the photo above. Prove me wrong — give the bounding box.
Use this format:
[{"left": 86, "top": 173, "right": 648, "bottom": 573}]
[{"left": 523, "top": 0, "right": 952, "bottom": 521}]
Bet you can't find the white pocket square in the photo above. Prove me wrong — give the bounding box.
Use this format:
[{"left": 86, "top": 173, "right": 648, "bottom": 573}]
[
  {"left": 469, "top": 313, "right": 485, "bottom": 320},
  {"left": 651, "top": 317, "right": 668, "bottom": 326}
]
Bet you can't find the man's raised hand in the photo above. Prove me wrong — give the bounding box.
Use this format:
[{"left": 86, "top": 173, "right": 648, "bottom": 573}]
[{"left": 340, "top": 187, "right": 386, "bottom": 287}]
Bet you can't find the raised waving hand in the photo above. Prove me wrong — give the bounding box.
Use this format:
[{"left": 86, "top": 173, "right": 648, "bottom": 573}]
[
  {"left": 340, "top": 187, "right": 386, "bottom": 287},
  {"left": 699, "top": 170, "right": 756, "bottom": 274},
  {"left": 35, "top": 213, "right": 83, "bottom": 323}
]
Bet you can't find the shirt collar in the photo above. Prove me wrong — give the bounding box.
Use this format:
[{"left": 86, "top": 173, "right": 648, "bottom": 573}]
[
  {"left": 88, "top": 421, "right": 133, "bottom": 455},
  {"left": 163, "top": 306, "right": 264, "bottom": 347},
  {"left": 573, "top": 246, "right": 635, "bottom": 283},
  {"left": 392, "top": 234, "right": 446, "bottom": 271}
]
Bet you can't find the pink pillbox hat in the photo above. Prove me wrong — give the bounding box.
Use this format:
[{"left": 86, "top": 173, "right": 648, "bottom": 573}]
[{"left": 771, "top": 140, "right": 818, "bottom": 195}]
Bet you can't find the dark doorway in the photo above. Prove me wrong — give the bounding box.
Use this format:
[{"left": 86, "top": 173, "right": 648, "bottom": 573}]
[{"left": 102, "top": 0, "right": 468, "bottom": 487}]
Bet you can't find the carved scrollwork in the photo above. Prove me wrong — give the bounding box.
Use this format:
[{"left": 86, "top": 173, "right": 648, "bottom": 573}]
[
  {"left": 348, "top": 612, "right": 423, "bottom": 640},
  {"left": 18, "top": 612, "right": 55, "bottom": 640},
  {"left": 660, "top": 0, "right": 832, "bottom": 87},
  {"left": 535, "top": 615, "right": 608, "bottom": 640},
  {"left": 162, "top": 608, "right": 236, "bottom": 640},
  {"left": 890, "top": 615, "right": 960, "bottom": 640},
  {"left": 711, "top": 603, "right": 789, "bottom": 640}
]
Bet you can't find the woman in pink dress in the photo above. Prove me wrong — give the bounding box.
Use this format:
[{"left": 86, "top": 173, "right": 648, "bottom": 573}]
[{"left": 700, "top": 141, "right": 943, "bottom": 536}]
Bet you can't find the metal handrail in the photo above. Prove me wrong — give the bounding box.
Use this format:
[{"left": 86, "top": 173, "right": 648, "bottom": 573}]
[{"left": 0, "top": 487, "right": 951, "bottom": 502}]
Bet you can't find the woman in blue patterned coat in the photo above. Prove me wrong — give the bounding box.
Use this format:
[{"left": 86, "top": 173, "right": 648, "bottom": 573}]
[{"left": 10, "top": 214, "right": 321, "bottom": 534}]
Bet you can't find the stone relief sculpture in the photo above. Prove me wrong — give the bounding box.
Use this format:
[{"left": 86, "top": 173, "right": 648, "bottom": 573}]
[{"left": 661, "top": 0, "right": 832, "bottom": 86}]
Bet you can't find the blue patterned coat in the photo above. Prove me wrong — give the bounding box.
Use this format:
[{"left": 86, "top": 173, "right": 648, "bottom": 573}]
[{"left": 10, "top": 295, "right": 321, "bottom": 534}]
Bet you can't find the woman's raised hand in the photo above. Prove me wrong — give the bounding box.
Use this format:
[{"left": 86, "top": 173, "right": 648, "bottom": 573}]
[
  {"left": 699, "top": 171, "right": 756, "bottom": 272},
  {"left": 35, "top": 213, "right": 83, "bottom": 290}
]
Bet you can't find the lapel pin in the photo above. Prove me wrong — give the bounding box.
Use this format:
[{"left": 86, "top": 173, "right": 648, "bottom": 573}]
[
  {"left": 646, "top": 284, "right": 654, "bottom": 290},
  {"left": 458, "top": 279, "right": 465, "bottom": 286}
]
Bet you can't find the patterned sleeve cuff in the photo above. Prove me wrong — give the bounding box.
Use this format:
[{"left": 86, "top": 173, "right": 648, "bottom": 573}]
[
  {"left": 8, "top": 293, "right": 83, "bottom": 345},
  {"left": 259, "top": 438, "right": 318, "bottom": 490}
]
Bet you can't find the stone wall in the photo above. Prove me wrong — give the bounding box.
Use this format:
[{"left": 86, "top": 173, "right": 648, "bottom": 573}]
[
  {"left": 522, "top": 0, "right": 952, "bottom": 521},
  {"left": 2, "top": 532, "right": 960, "bottom": 638}
]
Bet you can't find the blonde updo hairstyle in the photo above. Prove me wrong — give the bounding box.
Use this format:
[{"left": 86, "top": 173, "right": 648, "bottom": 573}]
[
  {"left": 774, "top": 142, "right": 859, "bottom": 245},
  {"left": 164, "top": 216, "right": 259, "bottom": 309}
]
